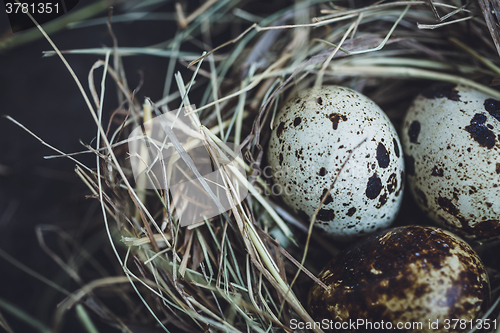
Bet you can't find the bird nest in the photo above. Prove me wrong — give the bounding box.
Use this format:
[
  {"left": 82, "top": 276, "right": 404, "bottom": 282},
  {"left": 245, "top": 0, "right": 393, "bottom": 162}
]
[{"left": 17, "top": 0, "right": 500, "bottom": 332}]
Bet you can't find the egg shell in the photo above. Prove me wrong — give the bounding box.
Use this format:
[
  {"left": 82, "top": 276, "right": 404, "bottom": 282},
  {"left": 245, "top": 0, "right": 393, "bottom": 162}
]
[
  {"left": 308, "top": 225, "right": 491, "bottom": 333},
  {"left": 402, "top": 84, "right": 500, "bottom": 240},
  {"left": 267, "top": 85, "right": 404, "bottom": 240}
]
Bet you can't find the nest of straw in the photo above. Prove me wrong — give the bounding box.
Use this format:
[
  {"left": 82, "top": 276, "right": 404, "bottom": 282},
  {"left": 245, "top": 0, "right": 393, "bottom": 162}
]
[{"left": 31, "top": 0, "right": 500, "bottom": 332}]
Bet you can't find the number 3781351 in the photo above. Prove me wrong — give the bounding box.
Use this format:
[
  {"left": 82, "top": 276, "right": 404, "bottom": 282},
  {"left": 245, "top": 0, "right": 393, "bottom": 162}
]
[{"left": 5, "top": 2, "right": 59, "bottom": 14}]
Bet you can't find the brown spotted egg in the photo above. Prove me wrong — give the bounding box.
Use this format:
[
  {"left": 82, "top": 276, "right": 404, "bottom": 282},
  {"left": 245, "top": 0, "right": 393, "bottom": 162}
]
[
  {"left": 308, "top": 225, "right": 491, "bottom": 333},
  {"left": 402, "top": 84, "right": 500, "bottom": 240},
  {"left": 267, "top": 85, "right": 404, "bottom": 240}
]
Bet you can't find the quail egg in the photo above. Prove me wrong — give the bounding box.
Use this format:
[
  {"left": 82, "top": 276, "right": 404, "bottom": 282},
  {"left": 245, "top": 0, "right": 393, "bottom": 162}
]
[
  {"left": 267, "top": 85, "right": 405, "bottom": 240},
  {"left": 402, "top": 84, "right": 500, "bottom": 240},
  {"left": 308, "top": 225, "right": 491, "bottom": 333}
]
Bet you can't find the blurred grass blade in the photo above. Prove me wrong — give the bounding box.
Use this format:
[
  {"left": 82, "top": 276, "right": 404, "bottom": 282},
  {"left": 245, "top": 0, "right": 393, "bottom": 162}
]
[
  {"left": 0, "top": 298, "right": 51, "bottom": 333},
  {"left": 76, "top": 304, "right": 99, "bottom": 333}
]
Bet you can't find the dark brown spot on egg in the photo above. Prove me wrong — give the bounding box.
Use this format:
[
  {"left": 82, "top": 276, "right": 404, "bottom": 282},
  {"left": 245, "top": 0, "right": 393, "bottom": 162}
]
[
  {"left": 327, "top": 113, "right": 347, "bottom": 130},
  {"left": 431, "top": 166, "right": 444, "bottom": 177},
  {"left": 318, "top": 167, "right": 327, "bottom": 176},
  {"left": 346, "top": 207, "right": 356, "bottom": 216},
  {"left": 414, "top": 284, "right": 429, "bottom": 298},
  {"left": 366, "top": 174, "right": 382, "bottom": 199},
  {"left": 484, "top": 98, "right": 500, "bottom": 122},
  {"left": 278, "top": 153, "right": 283, "bottom": 165},
  {"left": 317, "top": 97, "right": 323, "bottom": 105},
  {"left": 464, "top": 113, "right": 496, "bottom": 149},
  {"left": 387, "top": 173, "right": 397, "bottom": 194},
  {"left": 421, "top": 83, "right": 460, "bottom": 101},
  {"left": 437, "top": 197, "right": 459, "bottom": 216},
  {"left": 317, "top": 209, "right": 335, "bottom": 221},
  {"left": 321, "top": 189, "right": 333, "bottom": 205},
  {"left": 293, "top": 117, "right": 301, "bottom": 127},
  {"left": 469, "top": 186, "right": 477, "bottom": 195},
  {"left": 393, "top": 138, "right": 400, "bottom": 157},
  {"left": 405, "top": 155, "right": 415, "bottom": 176},
  {"left": 377, "top": 193, "right": 388, "bottom": 208},
  {"left": 295, "top": 148, "right": 303, "bottom": 160},
  {"left": 496, "top": 163, "right": 500, "bottom": 174},
  {"left": 376, "top": 143, "right": 390, "bottom": 168},
  {"left": 408, "top": 120, "right": 421, "bottom": 143},
  {"left": 276, "top": 122, "right": 285, "bottom": 138}
]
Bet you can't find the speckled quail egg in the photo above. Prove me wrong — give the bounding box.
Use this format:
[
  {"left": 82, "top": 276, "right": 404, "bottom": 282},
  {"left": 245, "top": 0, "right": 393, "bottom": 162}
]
[
  {"left": 308, "top": 225, "right": 491, "bottom": 333},
  {"left": 402, "top": 84, "right": 500, "bottom": 240},
  {"left": 267, "top": 85, "right": 405, "bottom": 240}
]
